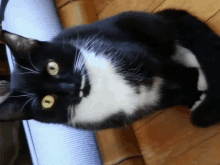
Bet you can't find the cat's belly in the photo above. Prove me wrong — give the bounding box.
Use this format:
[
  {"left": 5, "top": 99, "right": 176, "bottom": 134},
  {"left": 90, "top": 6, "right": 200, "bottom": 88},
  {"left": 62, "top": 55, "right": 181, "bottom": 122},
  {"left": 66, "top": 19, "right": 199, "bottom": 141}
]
[
  {"left": 69, "top": 49, "right": 163, "bottom": 124},
  {"left": 172, "top": 45, "right": 208, "bottom": 111}
]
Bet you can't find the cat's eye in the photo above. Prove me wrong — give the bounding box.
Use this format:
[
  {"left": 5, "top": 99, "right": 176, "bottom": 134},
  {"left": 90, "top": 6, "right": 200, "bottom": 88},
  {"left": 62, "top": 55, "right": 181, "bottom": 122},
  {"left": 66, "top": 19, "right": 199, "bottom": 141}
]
[
  {"left": 42, "top": 95, "right": 55, "bottom": 109},
  {"left": 47, "top": 61, "right": 59, "bottom": 76}
]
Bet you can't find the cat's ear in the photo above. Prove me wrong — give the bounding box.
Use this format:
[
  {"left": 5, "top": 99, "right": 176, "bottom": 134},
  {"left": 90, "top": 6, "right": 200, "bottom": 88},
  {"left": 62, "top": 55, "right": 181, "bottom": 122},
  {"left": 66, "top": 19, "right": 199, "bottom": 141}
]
[
  {"left": 1, "top": 30, "right": 39, "bottom": 59},
  {"left": 0, "top": 92, "right": 33, "bottom": 121}
]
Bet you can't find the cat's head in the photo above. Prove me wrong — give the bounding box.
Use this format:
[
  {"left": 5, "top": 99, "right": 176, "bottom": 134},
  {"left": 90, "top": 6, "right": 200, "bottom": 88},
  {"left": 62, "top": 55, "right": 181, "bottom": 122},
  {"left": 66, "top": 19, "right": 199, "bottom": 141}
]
[{"left": 0, "top": 31, "right": 87, "bottom": 124}]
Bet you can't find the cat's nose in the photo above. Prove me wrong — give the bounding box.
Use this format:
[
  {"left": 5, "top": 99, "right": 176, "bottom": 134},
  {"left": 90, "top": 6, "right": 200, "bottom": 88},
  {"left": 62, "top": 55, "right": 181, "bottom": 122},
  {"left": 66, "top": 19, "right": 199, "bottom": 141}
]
[{"left": 59, "top": 83, "right": 75, "bottom": 95}]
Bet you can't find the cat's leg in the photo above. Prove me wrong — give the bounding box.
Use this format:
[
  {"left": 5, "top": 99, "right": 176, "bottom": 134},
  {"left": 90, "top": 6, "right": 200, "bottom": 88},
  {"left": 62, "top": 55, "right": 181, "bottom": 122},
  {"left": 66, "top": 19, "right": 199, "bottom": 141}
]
[
  {"left": 160, "top": 59, "right": 202, "bottom": 108},
  {"left": 112, "top": 11, "right": 176, "bottom": 59},
  {"left": 157, "top": 9, "right": 220, "bottom": 127}
]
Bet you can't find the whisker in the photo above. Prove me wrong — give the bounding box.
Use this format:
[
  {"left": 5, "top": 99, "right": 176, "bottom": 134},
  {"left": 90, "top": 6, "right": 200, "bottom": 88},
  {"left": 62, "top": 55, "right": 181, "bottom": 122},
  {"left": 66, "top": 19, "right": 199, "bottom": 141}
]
[
  {"left": 15, "top": 90, "right": 34, "bottom": 95},
  {"left": 74, "top": 50, "right": 77, "bottom": 72},
  {"left": 31, "top": 97, "right": 38, "bottom": 109},
  {"left": 74, "top": 52, "right": 80, "bottom": 72},
  {"left": 9, "top": 94, "right": 34, "bottom": 98},
  {"left": 96, "top": 40, "right": 105, "bottom": 54},
  {"left": 21, "top": 97, "right": 35, "bottom": 112},
  {"left": 76, "top": 52, "right": 81, "bottom": 71},
  {"left": 74, "top": 51, "right": 78, "bottom": 73},
  {"left": 74, "top": 33, "right": 81, "bottom": 73},
  {"left": 18, "top": 72, "right": 39, "bottom": 75},
  {"left": 84, "top": 36, "right": 93, "bottom": 48},
  {"left": 128, "top": 63, "right": 144, "bottom": 72},
  {"left": 85, "top": 34, "right": 105, "bottom": 52},
  {"left": 75, "top": 51, "right": 85, "bottom": 73},
  {"left": 84, "top": 32, "right": 102, "bottom": 49},
  {"left": 78, "top": 53, "right": 85, "bottom": 73},
  {"left": 28, "top": 51, "right": 39, "bottom": 71},
  {"left": 74, "top": 33, "right": 79, "bottom": 72},
  {"left": 15, "top": 62, "right": 39, "bottom": 73}
]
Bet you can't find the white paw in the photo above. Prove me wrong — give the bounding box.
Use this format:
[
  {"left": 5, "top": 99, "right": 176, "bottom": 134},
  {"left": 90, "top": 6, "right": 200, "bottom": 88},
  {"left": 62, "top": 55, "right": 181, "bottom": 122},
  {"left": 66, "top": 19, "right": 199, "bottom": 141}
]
[{"left": 190, "top": 93, "right": 206, "bottom": 111}]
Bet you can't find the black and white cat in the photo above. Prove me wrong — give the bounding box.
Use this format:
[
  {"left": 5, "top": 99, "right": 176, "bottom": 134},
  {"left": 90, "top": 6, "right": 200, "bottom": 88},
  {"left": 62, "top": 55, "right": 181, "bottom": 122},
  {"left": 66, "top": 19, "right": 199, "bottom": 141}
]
[{"left": 0, "top": 9, "right": 219, "bottom": 130}]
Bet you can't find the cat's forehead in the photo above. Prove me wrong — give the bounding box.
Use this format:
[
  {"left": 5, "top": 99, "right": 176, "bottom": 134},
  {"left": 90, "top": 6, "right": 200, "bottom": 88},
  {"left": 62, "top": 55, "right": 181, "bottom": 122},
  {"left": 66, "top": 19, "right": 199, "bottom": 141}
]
[{"left": 40, "top": 42, "right": 77, "bottom": 56}]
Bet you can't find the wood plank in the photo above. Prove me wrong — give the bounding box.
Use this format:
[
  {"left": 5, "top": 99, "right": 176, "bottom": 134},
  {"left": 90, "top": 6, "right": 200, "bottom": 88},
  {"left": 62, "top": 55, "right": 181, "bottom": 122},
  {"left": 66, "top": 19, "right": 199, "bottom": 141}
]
[
  {"left": 58, "top": 1, "right": 98, "bottom": 28},
  {"left": 132, "top": 111, "right": 163, "bottom": 132},
  {"left": 55, "top": 0, "right": 69, "bottom": 9},
  {"left": 96, "top": 125, "right": 143, "bottom": 165},
  {"left": 206, "top": 10, "right": 220, "bottom": 36},
  {"left": 169, "top": 133, "right": 220, "bottom": 165},
  {"left": 134, "top": 107, "right": 220, "bottom": 165},
  {"left": 98, "top": 0, "right": 165, "bottom": 20},
  {"left": 153, "top": 0, "right": 220, "bottom": 22},
  {"left": 93, "top": 0, "right": 114, "bottom": 14},
  {"left": 119, "top": 157, "right": 146, "bottom": 165}
]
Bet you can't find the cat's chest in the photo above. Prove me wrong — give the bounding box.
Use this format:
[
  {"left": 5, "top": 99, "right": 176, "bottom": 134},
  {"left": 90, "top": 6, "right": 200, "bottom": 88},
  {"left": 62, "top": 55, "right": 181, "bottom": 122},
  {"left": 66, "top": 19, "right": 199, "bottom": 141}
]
[{"left": 72, "top": 49, "right": 162, "bottom": 123}]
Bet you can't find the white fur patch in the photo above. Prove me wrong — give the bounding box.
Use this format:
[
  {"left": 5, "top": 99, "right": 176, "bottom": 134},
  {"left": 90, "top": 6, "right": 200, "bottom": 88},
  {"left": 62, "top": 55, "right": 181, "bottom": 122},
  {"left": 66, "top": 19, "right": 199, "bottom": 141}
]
[
  {"left": 79, "top": 75, "right": 86, "bottom": 98},
  {"left": 191, "top": 92, "right": 206, "bottom": 111},
  {"left": 69, "top": 49, "right": 163, "bottom": 124},
  {"left": 80, "top": 75, "right": 86, "bottom": 90},
  {"left": 172, "top": 45, "right": 208, "bottom": 91}
]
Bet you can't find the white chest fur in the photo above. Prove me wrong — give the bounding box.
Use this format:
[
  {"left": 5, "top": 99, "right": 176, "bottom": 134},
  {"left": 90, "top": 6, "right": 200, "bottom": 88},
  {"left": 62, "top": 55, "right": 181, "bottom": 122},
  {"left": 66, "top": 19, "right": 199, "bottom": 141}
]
[{"left": 70, "top": 49, "right": 163, "bottom": 124}]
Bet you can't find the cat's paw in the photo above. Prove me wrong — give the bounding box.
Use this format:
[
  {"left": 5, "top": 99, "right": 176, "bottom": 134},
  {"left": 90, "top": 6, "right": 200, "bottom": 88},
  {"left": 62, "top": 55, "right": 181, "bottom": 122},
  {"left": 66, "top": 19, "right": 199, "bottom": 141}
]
[
  {"left": 191, "top": 93, "right": 206, "bottom": 111},
  {"left": 191, "top": 109, "right": 220, "bottom": 128},
  {"left": 156, "top": 9, "right": 190, "bottom": 20},
  {"left": 191, "top": 93, "right": 220, "bottom": 127}
]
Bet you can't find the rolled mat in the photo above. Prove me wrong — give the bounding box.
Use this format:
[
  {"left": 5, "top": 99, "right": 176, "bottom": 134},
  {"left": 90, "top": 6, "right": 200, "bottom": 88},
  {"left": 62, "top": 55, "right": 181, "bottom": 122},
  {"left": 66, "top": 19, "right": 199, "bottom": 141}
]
[{"left": 0, "top": 0, "right": 103, "bottom": 164}]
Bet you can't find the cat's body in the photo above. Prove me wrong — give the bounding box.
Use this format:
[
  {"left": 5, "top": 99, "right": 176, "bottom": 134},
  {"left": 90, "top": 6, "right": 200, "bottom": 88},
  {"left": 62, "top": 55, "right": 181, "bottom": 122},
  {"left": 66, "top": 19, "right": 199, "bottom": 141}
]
[{"left": 0, "top": 9, "right": 219, "bottom": 130}]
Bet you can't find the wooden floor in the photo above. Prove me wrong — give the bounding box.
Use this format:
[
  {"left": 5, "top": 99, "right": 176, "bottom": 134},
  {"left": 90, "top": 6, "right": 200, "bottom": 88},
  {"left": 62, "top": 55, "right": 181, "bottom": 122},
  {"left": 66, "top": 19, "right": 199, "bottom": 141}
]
[
  {"left": 56, "top": 0, "right": 220, "bottom": 164},
  {"left": 94, "top": 1, "right": 220, "bottom": 164}
]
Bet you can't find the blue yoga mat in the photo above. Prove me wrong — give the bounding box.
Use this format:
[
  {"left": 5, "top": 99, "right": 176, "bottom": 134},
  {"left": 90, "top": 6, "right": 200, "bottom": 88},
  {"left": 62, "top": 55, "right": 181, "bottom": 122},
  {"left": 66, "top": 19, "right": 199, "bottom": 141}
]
[{"left": 0, "top": 0, "right": 103, "bottom": 164}]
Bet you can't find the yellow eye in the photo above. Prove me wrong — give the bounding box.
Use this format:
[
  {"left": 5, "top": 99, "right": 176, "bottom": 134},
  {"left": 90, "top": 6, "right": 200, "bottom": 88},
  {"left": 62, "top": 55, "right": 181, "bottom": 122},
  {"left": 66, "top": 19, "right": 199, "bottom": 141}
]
[
  {"left": 47, "top": 61, "right": 59, "bottom": 76},
  {"left": 42, "top": 95, "right": 55, "bottom": 109}
]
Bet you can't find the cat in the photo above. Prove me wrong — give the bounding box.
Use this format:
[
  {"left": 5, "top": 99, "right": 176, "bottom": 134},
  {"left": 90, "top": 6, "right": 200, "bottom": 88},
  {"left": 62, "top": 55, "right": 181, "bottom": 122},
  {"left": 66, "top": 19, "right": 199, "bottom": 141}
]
[{"left": 0, "top": 9, "right": 219, "bottom": 130}]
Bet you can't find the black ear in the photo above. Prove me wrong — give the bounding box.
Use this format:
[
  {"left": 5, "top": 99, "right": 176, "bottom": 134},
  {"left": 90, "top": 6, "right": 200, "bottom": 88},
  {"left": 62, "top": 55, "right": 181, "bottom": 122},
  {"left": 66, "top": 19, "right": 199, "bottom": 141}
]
[
  {"left": 0, "top": 91, "right": 33, "bottom": 121},
  {"left": 1, "top": 30, "right": 39, "bottom": 60}
]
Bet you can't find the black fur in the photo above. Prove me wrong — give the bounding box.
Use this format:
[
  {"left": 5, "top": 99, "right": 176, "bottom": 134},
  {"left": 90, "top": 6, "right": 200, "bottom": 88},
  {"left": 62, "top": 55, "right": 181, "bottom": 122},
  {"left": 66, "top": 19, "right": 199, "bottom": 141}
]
[
  {"left": 0, "top": 9, "right": 219, "bottom": 130},
  {"left": 158, "top": 9, "right": 220, "bottom": 127}
]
